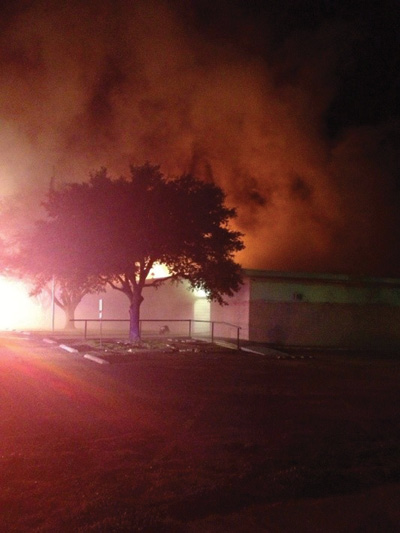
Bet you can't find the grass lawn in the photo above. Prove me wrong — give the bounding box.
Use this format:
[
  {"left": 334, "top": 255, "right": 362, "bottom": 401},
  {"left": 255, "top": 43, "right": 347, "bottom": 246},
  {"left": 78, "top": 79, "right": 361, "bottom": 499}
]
[{"left": 0, "top": 334, "right": 399, "bottom": 532}]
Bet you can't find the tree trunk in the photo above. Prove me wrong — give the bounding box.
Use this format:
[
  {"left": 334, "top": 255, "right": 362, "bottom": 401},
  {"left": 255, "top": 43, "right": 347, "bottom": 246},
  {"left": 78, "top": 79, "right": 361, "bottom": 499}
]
[
  {"left": 129, "top": 290, "right": 144, "bottom": 342},
  {"left": 64, "top": 304, "right": 77, "bottom": 330}
]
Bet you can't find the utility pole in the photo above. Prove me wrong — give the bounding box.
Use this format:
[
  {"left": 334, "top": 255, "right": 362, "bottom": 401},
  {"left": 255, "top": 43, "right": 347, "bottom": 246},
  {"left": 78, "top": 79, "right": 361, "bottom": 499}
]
[{"left": 51, "top": 275, "right": 55, "bottom": 332}]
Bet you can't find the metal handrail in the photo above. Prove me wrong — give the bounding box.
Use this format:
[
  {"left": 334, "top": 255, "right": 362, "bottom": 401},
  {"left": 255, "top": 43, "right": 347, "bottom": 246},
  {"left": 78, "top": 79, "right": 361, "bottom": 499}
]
[{"left": 70, "top": 318, "right": 241, "bottom": 349}]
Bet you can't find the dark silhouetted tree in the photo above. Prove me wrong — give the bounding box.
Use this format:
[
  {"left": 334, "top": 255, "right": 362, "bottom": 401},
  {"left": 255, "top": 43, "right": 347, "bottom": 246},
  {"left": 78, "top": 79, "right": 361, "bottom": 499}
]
[{"left": 21, "top": 163, "right": 244, "bottom": 340}]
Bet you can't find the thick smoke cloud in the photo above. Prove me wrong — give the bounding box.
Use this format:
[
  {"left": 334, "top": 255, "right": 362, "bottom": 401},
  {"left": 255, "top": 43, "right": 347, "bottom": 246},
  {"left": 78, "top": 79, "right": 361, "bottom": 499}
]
[{"left": 1, "top": 0, "right": 399, "bottom": 275}]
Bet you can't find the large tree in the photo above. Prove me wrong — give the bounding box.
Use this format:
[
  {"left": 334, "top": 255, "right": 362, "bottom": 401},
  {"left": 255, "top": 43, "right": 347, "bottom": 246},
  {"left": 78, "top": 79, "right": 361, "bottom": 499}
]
[
  {"left": 26, "top": 163, "right": 244, "bottom": 340},
  {"left": 0, "top": 191, "right": 106, "bottom": 329}
]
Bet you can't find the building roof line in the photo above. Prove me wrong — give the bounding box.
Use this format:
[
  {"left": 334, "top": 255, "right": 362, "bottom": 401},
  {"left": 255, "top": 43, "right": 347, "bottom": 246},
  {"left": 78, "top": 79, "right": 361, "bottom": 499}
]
[{"left": 242, "top": 269, "right": 400, "bottom": 288}]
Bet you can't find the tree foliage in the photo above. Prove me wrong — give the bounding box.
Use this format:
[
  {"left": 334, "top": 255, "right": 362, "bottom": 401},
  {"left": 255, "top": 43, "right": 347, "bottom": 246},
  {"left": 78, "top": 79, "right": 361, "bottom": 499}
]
[
  {"left": 12, "top": 229, "right": 105, "bottom": 329},
  {"left": 22, "top": 163, "right": 244, "bottom": 339}
]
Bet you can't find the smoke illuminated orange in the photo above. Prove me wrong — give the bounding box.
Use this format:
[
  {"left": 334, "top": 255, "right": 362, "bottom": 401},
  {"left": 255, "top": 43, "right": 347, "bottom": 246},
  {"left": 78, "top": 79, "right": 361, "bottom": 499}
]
[{"left": 0, "top": 1, "right": 398, "bottom": 276}]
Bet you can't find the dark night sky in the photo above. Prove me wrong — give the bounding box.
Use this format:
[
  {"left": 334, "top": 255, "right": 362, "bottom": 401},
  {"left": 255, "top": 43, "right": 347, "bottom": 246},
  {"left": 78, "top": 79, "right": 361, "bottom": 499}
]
[{"left": 1, "top": 0, "right": 400, "bottom": 276}]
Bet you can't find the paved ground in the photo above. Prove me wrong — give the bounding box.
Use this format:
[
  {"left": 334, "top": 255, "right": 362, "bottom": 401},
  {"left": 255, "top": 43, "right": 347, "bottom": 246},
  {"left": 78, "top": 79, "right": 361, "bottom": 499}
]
[{"left": 0, "top": 332, "right": 399, "bottom": 531}]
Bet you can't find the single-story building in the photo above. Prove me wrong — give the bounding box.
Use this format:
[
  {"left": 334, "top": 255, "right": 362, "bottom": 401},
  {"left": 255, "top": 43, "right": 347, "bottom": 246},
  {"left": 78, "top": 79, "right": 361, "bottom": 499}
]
[
  {"left": 211, "top": 269, "right": 400, "bottom": 349},
  {"left": 45, "top": 268, "right": 400, "bottom": 349}
]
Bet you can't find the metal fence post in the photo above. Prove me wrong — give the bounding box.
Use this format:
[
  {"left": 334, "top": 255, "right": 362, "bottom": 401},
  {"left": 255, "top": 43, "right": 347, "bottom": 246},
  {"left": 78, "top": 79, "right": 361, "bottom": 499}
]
[
  {"left": 188, "top": 319, "right": 192, "bottom": 338},
  {"left": 211, "top": 321, "right": 214, "bottom": 343}
]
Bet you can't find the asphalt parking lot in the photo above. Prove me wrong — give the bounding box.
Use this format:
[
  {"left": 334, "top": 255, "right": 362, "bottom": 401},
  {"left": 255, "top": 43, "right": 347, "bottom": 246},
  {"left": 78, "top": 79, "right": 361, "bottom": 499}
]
[{"left": 1, "top": 332, "right": 399, "bottom": 532}]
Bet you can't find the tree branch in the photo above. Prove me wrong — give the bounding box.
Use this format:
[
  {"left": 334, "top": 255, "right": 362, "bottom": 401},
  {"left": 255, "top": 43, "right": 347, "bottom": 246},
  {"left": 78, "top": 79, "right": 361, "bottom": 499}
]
[
  {"left": 144, "top": 275, "right": 174, "bottom": 288},
  {"left": 107, "top": 279, "right": 126, "bottom": 292}
]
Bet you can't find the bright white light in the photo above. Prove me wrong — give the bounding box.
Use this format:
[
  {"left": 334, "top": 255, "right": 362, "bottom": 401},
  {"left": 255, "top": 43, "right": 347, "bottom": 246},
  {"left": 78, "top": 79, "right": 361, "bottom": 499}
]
[
  {"left": 149, "top": 263, "right": 171, "bottom": 279},
  {"left": 0, "top": 276, "right": 44, "bottom": 330},
  {"left": 193, "top": 287, "right": 208, "bottom": 298}
]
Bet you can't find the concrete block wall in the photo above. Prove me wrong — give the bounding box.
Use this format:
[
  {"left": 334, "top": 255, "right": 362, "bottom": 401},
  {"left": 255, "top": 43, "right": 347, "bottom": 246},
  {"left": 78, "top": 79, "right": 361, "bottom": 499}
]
[{"left": 249, "top": 300, "right": 400, "bottom": 349}]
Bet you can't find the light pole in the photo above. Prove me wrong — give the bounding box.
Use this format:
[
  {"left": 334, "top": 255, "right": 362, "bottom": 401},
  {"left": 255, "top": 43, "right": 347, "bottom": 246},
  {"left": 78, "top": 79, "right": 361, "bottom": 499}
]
[{"left": 51, "top": 275, "right": 55, "bottom": 332}]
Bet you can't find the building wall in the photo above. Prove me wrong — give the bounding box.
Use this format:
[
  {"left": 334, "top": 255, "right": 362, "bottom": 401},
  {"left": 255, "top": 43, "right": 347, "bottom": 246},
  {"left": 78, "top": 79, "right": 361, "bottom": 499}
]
[
  {"left": 249, "top": 301, "right": 400, "bottom": 349},
  {"left": 192, "top": 297, "right": 211, "bottom": 336},
  {"left": 250, "top": 276, "right": 400, "bottom": 306},
  {"left": 210, "top": 278, "right": 250, "bottom": 340},
  {"left": 247, "top": 272, "right": 400, "bottom": 348},
  {"left": 69, "top": 280, "right": 196, "bottom": 336}
]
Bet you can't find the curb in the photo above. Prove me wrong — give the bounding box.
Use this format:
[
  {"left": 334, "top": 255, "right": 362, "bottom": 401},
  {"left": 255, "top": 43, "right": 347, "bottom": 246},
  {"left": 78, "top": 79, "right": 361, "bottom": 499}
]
[
  {"left": 215, "top": 340, "right": 238, "bottom": 350},
  {"left": 241, "top": 346, "right": 267, "bottom": 355},
  {"left": 40, "top": 336, "right": 109, "bottom": 365},
  {"left": 241, "top": 346, "right": 287, "bottom": 357},
  {"left": 59, "top": 344, "right": 79, "bottom": 353},
  {"left": 43, "top": 338, "right": 57, "bottom": 344},
  {"left": 84, "top": 353, "right": 110, "bottom": 365}
]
